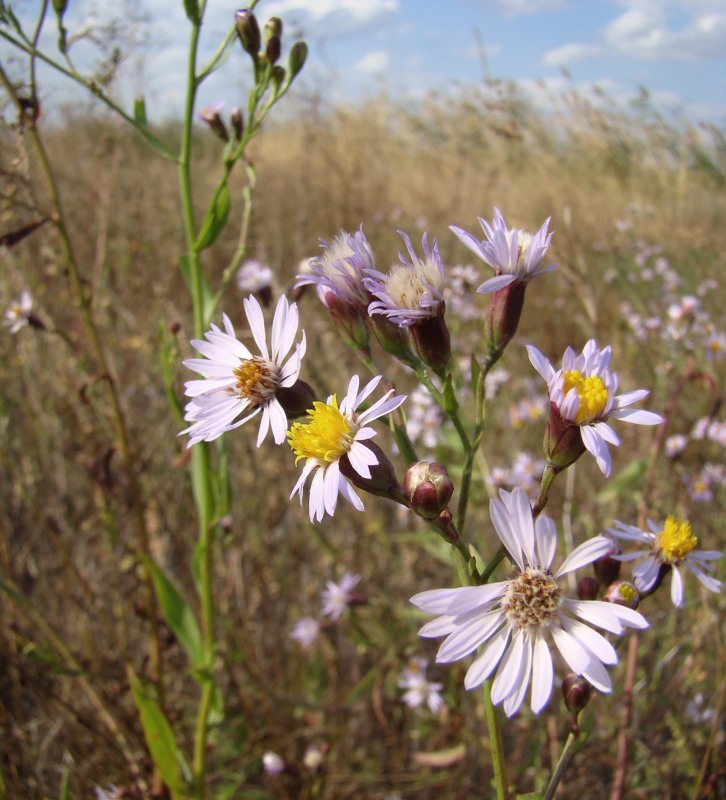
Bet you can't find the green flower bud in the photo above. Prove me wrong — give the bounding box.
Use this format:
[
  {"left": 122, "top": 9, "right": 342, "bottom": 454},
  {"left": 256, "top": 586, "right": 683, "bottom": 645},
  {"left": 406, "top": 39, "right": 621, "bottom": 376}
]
[
  {"left": 368, "top": 314, "right": 421, "bottom": 369},
  {"left": 288, "top": 41, "right": 308, "bottom": 80},
  {"left": 409, "top": 306, "right": 451, "bottom": 374},
  {"left": 264, "top": 17, "right": 283, "bottom": 45}
]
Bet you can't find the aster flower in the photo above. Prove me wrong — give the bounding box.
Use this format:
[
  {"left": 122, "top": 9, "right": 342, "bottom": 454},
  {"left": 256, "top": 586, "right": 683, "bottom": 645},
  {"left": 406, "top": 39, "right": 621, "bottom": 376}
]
[
  {"left": 236, "top": 259, "right": 273, "bottom": 294},
  {"left": 181, "top": 294, "right": 306, "bottom": 447},
  {"left": 289, "top": 616, "right": 321, "bottom": 649},
  {"left": 398, "top": 657, "right": 445, "bottom": 713},
  {"left": 410, "top": 488, "right": 648, "bottom": 717},
  {"left": 321, "top": 572, "right": 361, "bottom": 620},
  {"left": 527, "top": 339, "right": 663, "bottom": 476},
  {"left": 450, "top": 207, "right": 555, "bottom": 294},
  {"left": 365, "top": 231, "right": 445, "bottom": 327},
  {"left": 288, "top": 375, "right": 405, "bottom": 522},
  {"left": 262, "top": 751, "right": 286, "bottom": 776},
  {"left": 4, "top": 290, "right": 34, "bottom": 333},
  {"left": 608, "top": 516, "right": 722, "bottom": 607}
]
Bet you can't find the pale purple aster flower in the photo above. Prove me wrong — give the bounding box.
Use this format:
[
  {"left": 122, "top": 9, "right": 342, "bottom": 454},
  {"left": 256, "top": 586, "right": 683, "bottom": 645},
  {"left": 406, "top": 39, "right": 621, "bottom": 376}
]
[
  {"left": 290, "top": 617, "right": 321, "bottom": 649},
  {"left": 181, "top": 294, "right": 306, "bottom": 447},
  {"left": 609, "top": 516, "right": 722, "bottom": 607},
  {"left": 411, "top": 488, "right": 648, "bottom": 717},
  {"left": 288, "top": 375, "right": 406, "bottom": 521},
  {"left": 398, "top": 657, "right": 445, "bottom": 713},
  {"left": 406, "top": 385, "right": 444, "bottom": 449},
  {"left": 364, "top": 231, "right": 445, "bottom": 327},
  {"left": 665, "top": 434, "right": 688, "bottom": 458},
  {"left": 262, "top": 751, "right": 286, "bottom": 776},
  {"left": 508, "top": 451, "right": 545, "bottom": 493},
  {"left": 450, "top": 207, "right": 556, "bottom": 294},
  {"left": 94, "top": 788, "right": 121, "bottom": 800},
  {"left": 236, "top": 259, "right": 273, "bottom": 293},
  {"left": 294, "top": 227, "right": 374, "bottom": 311},
  {"left": 321, "top": 572, "right": 361, "bottom": 620},
  {"left": 527, "top": 339, "right": 663, "bottom": 476},
  {"left": 4, "top": 290, "right": 33, "bottom": 333}
]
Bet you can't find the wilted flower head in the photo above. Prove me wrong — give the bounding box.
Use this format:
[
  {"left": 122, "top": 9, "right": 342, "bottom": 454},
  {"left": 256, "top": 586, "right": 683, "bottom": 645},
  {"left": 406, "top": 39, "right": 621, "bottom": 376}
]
[
  {"left": 411, "top": 487, "right": 648, "bottom": 717},
  {"left": 365, "top": 231, "right": 445, "bottom": 327},
  {"left": 609, "top": 516, "right": 722, "bottom": 607},
  {"left": 450, "top": 207, "right": 555, "bottom": 294},
  {"left": 527, "top": 339, "right": 663, "bottom": 476},
  {"left": 321, "top": 572, "right": 361, "bottom": 620},
  {"left": 4, "top": 290, "right": 34, "bottom": 333},
  {"left": 398, "top": 657, "right": 445, "bottom": 713},
  {"left": 287, "top": 375, "right": 405, "bottom": 521},
  {"left": 181, "top": 294, "right": 306, "bottom": 447}
]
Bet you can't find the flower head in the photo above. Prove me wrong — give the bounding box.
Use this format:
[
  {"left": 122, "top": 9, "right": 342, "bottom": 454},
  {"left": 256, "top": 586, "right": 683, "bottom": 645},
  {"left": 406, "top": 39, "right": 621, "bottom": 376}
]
[
  {"left": 527, "top": 339, "right": 663, "bottom": 476},
  {"left": 398, "top": 657, "right": 445, "bottom": 713},
  {"left": 237, "top": 259, "right": 273, "bottom": 294},
  {"left": 321, "top": 572, "right": 361, "bottom": 620},
  {"left": 181, "top": 294, "right": 305, "bottom": 447},
  {"left": 609, "top": 516, "right": 722, "bottom": 607},
  {"left": 411, "top": 488, "right": 648, "bottom": 717},
  {"left": 289, "top": 616, "right": 321, "bottom": 649},
  {"left": 262, "top": 751, "right": 286, "bottom": 776},
  {"left": 4, "top": 290, "right": 33, "bottom": 333},
  {"left": 365, "top": 231, "right": 445, "bottom": 327},
  {"left": 450, "top": 208, "right": 555, "bottom": 294},
  {"left": 288, "top": 375, "right": 405, "bottom": 521}
]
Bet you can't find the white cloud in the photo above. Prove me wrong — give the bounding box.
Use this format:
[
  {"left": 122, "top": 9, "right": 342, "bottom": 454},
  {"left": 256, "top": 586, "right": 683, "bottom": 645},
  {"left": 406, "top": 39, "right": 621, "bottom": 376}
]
[
  {"left": 605, "top": 3, "right": 726, "bottom": 59},
  {"left": 263, "top": 0, "right": 398, "bottom": 28},
  {"left": 542, "top": 42, "right": 602, "bottom": 66},
  {"left": 470, "top": 0, "right": 568, "bottom": 16},
  {"left": 354, "top": 50, "right": 390, "bottom": 75}
]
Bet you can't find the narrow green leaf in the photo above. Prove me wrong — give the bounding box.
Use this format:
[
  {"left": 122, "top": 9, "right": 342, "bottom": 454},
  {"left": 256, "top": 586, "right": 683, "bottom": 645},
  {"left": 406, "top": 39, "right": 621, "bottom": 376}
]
[
  {"left": 470, "top": 352, "right": 482, "bottom": 389},
  {"left": 128, "top": 670, "right": 184, "bottom": 794},
  {"left": 596, "top": 458, "right": 647, "bottom": 505},
  {"left": 342, "top": 664, "right": 382, "bottom": 707},
  {"left": 133, "top": 96, "right": 147, "bottom": 125},
  {"left": 183, "top": 0, "right": 200, "bottom": 25},
  {"left": 144, "top": 557, "right": 204, "bottom": 670},
  {"left": 194, "top": 181, "right": 231, "bottom": 252},
  {"left": 442, "top": 374, "right": 459, "bottom": 414}
]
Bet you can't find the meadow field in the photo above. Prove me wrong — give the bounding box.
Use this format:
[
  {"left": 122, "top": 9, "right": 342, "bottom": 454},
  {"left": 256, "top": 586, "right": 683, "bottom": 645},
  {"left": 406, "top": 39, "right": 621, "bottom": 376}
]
[{"left": 1, "top": 8, "right": 725, "bottom": 799}]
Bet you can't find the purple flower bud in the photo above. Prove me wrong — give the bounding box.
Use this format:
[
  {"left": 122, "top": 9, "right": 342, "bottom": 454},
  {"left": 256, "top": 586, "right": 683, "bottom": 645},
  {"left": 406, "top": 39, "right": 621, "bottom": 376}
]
[
  {"left": 483, "top": 278, "right": 527, "bottom": 359},
  {"left": 577, "top": 575, "right": 599, "bottom": 601},
  {"left": 275, "top": 380, "right": 316, "bottom": 420},
  {"left": 562, "top": 674, "right": 592, "bottom": 714},
  {"left": 235, "top": 9, "right": 261, "bottom": 57},
  {"left": 403, "top": 461, "right": 455, "bottom": 521},
  {"left": 543, "top": 402, "right": 586, "bottom": 473},
  {"left": 593, "top": 535, "right": 622, "bottom": 587},
  {"left": 339, "top": 441, "right": 405, "bottom": 505}
]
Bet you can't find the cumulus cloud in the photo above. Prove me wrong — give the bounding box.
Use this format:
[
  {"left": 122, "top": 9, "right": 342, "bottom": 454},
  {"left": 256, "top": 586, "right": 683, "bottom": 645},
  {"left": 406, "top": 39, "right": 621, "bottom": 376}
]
[
  {"left": 354, "top": 50, "right": 390, "bottom": 75},
  {"left": 605, "top": 2, "right": 726, "bottom": 59},
  {"left": 542, "top": 42, "right": 602, "bottom": 66}
]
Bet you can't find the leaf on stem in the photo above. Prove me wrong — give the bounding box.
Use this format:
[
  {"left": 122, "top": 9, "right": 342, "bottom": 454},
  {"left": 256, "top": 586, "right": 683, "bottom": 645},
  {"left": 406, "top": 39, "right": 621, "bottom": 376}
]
[{"left": 194, "top": 180, "right": 231, "bottom": 252}]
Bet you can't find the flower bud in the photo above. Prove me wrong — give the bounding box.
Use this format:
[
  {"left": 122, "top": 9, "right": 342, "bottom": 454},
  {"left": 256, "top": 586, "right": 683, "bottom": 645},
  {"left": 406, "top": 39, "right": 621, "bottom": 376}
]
[
  {"left": 603, "top": 580, "right": 641, "bottom": 609},
  {"left": 230, "top": 107, "right": 244, "bottom": 140},
  {"left": 317, "top": 285, "right": 371, "bottom": 356},
  {"left": 577, "top": 575, "right": 599, "bottom": 601},
  {"left": 368, "top": 314, "right": 421, "bottom": 369},
  {"left": 266, "top": 35, "right": 281, "bottom": 65},
  {"left": 264, "top": 17, "right": 283, "bottom": 44},
  {"left": 593, "top": 535, "right": 621, "bottom": 587},
  {"left": 275, "top": 379, "right": 316, "bottom": 420},
  {"left": 562, "top": 674, "right": 592, "bottom": 714},
  {"left": 403, "top": 461, "right": 454, "bottom": 521},
  {"left": 542, "top": 401, "right": 586, "bottom": 472},
  {"left": 409, "top": 305, "right": 451, "bottom": 374},
  {"left": 484, "top": 279, "right": 527, "bottom": 361},
  {"left": 235, "top": 9, "right": 261, "bottom": 58},
  {"left": 339, "top": 441, "right": 405, "bottom": 504},
  {"left": 199, "top": 102, "right": 229, "bottom": 142},
  {"left": 288, "top": 41, "right": 308, "bottom": 80}
]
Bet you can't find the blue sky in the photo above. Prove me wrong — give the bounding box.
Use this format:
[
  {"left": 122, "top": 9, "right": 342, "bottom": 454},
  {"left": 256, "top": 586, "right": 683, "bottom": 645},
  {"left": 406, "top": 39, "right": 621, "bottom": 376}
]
[{"left": 8, "top": 0, "right": 726, "bottom": 123}]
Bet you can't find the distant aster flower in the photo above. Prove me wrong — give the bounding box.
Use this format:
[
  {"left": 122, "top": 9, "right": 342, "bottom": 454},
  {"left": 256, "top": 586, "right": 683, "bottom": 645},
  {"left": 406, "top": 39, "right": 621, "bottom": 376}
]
[
  {"left": 450, "top": 207, "right": 556, "bottom": 294},
  {"left": 295, "top": 228, "right": 374, "bottom": 312},
  {"left": 365, "top": 231, "right": 445, "bottom": 327},
  {"left": 94, "top": 788, "right": 121, "bottom": 800},
  {"left": 4, "top": 290, "right": 33, "bottom": 333},
  {"left": 289, "top": 616, "right": 321, "bottom": 649},
  {"left": 398, "top": 657, "right": 445, "bottom": 713},
  {"left": 411, "top": 488, "right": 648, "bottom": 717},
  {"left": 664, "top": 434, "right": 688, "bottom": 458},
  {"left": 609, "top": 516, "right": 722, "bottom": 607},
  {"left": 262, "top": 751, "right": 286, "bottom": 776},
  {"left": 181, "top": 294, "right": 305, "bottom": 447},
  {"left": 288, "top": 375, "right": 405, "bottom": 522},
  {"left": 237, "top": 259, "right": 273, "bottom": 293},
  {"left": 527, "top": 339, "right": 663, "bottom": 476},
  {"left": 321, "top": 572, "right": 361, "bottom": 620}
]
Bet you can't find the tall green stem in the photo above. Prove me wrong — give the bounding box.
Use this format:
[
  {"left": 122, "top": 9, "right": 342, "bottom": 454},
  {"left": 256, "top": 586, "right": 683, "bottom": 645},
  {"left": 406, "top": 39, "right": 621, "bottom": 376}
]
[{"left": 483, "top": 679, "right": 509, "bottom": 800}]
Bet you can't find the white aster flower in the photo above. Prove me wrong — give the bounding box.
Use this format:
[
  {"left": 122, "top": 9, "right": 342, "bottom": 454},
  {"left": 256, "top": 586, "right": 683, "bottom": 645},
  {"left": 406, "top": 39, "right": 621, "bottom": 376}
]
[
  {"left": 287, "top": 374, "right": 405, "bottom": 522},
  {"left": 398, "top": 657, "right": 445, "bottom": 713},
  {"left": 321, "top": 572, "right": 361, "bottom": 620},
  {"left": 181, "top": 294, "right": 305, "bottom": 447},
  {"left": 527, "top": 339, "right": 663, "bottom": 476},
  {"left": 289, "top": 616, "right": 321, "bottom": 649},
  {"left": 410, "top": 488, "right": 648, "bottom": 717},
  {"left": 450, "top": 207, "right": 556, "bottom": 294},
  {"left": 4, "top": 290, "right": 33, "bottom": 333},
  {"left": 236, "top": 259, "right": 273, "bottom": 293},
  {"left": 262, "top": 751, "right": 286, "bottom": 776},
  {"left": 608, "top": 516, "right": 722, "bottom": 607}
]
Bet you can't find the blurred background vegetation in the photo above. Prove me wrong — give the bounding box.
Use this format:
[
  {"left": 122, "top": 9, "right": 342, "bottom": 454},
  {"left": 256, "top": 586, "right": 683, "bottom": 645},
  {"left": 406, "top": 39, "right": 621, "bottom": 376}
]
[{"left": 1, "top": 53, "right": 725, "bottom": 800}]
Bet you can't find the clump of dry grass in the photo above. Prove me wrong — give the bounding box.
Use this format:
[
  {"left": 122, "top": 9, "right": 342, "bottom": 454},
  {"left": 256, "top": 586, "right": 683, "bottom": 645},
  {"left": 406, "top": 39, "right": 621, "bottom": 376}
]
[{"left": 1, "top": 80, "right": 724, "bottom": 800}]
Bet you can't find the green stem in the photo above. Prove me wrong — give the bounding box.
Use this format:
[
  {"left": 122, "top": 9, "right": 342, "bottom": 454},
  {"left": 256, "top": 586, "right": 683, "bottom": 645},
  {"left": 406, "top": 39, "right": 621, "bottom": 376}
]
[
  {"left": 456, "top": 364, "right": 490, "bottom": 533},
  {"left": 544, "top": 728, "right": 580, "bottom": 800},
  {"left": 533, "top": 464, "right": 558, "bottom": 518},
  {"left": 482, "top": 679, "right": 509, "bottom": 800}
]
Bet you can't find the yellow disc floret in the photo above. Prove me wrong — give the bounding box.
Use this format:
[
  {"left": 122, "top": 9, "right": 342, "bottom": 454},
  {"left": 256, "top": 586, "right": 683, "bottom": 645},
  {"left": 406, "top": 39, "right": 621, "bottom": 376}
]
[
  {"left": 656, "top": 516, "right": 698, "bottom": 564},
  {"left": 233, "top": 357, "right": 281, "bottom": 407},
  {"left": 287, "top": 396, "right": 354, "bottom": 463},
  {"left": 562, "top": 369, "right": 609, "bottom": 424}
]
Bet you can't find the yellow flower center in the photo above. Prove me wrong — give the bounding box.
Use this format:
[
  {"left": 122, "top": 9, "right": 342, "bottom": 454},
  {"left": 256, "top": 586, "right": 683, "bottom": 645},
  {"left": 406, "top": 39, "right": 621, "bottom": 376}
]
[
  {"left": 385, "top": 259, "right": 443, "bottom": 310},
  {"left": 562, "top": 369, "right": 609, "bottom": 424},
  {"left": 287, "top": 396, "right": 354, "bottom": 463},
  {"left": 656, "top": 516, "right": 698, "bottom": 564},
  {"left": 233, "top": 357, "right": 280, "bottom": 407},
  {"left": 502, "top": 568, "right": 561, "bottom": 631}
]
